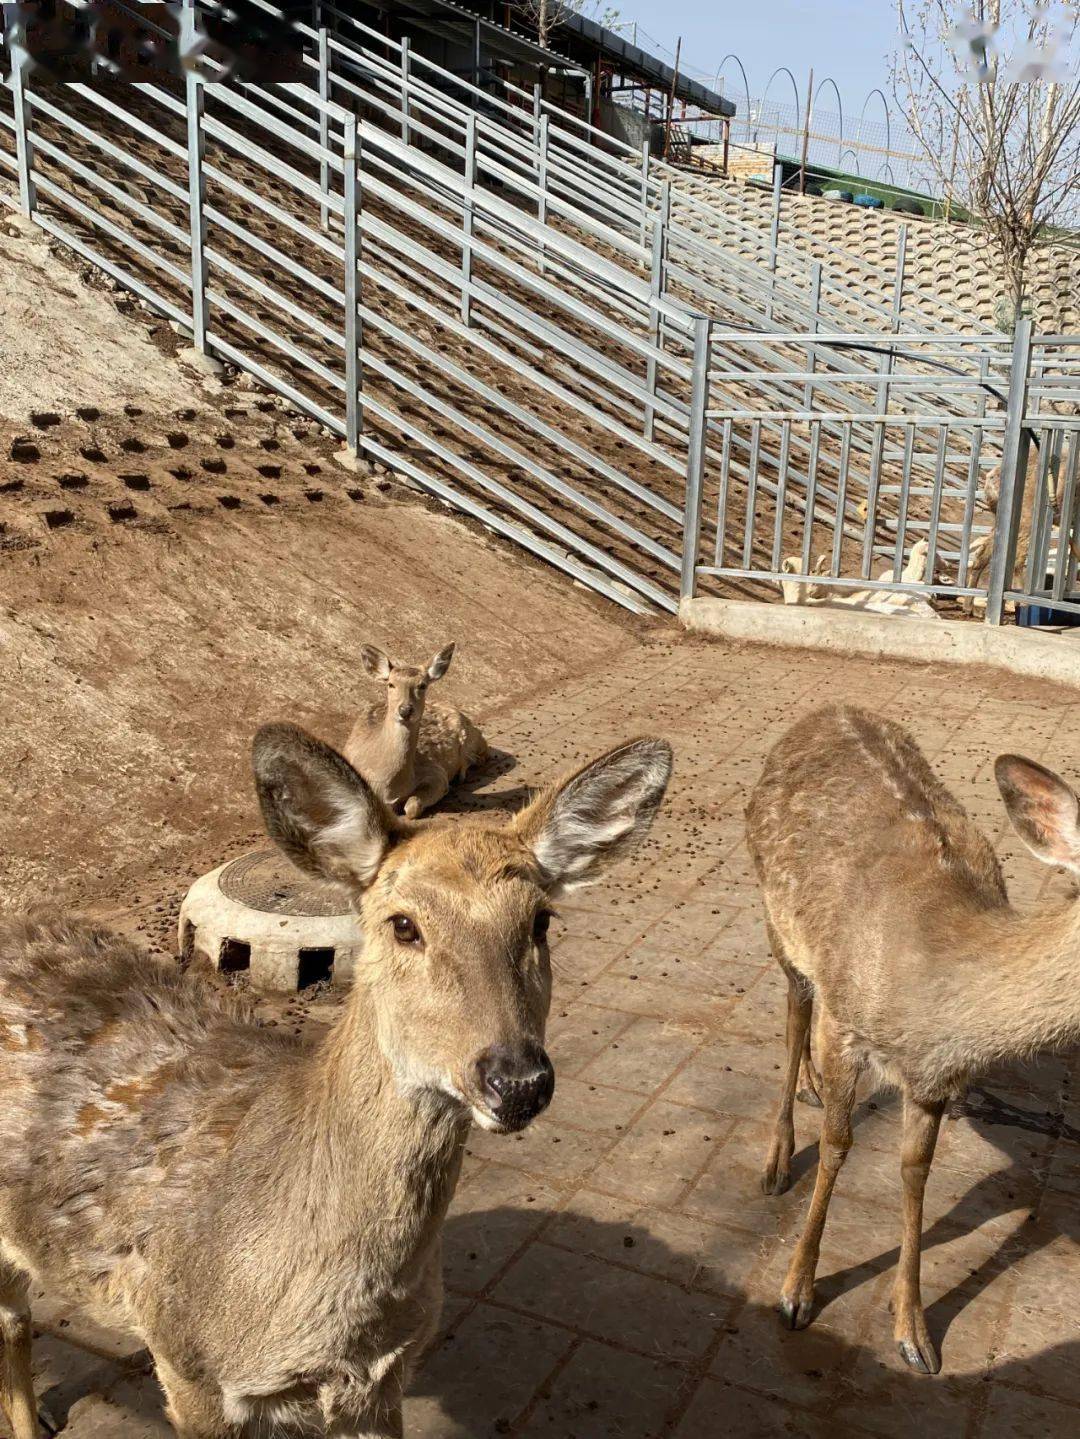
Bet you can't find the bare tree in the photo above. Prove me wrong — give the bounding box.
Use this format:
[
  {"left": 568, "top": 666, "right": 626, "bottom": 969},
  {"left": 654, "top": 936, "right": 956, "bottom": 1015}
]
[
  {"left": 516, "top": 0, "right": 622, "bottom": 53},
  {"left": 891, "top": 2, "right": 1080, "bottom": 326}
]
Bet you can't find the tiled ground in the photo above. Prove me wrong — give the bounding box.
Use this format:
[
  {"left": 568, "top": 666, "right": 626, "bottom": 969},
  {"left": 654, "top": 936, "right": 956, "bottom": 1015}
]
[{"left": 14, "top": 636, "right": 1080, "bottom": 1438}]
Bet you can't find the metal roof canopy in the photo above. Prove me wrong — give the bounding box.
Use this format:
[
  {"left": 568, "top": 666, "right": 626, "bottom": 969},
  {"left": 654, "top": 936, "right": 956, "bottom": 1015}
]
[
  {"left": 367, "top": 0, "right": 734, "bottom": 115},
  {"left": 373, "top": 0, "right": 588, "bottom": 73},
  {"left": 553, "top": 12, "right": 734, "bottom": 117}
]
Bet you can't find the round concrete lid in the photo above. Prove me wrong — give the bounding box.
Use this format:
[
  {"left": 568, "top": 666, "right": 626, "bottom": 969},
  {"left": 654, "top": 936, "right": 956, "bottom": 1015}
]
[{"left": 217, "top": 850, "right": 352, "bottom": 918}]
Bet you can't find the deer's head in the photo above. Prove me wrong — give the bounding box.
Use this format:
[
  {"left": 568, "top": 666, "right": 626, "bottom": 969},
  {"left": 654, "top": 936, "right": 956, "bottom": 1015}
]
[
  {"left": 253, "top": 725, "right": 672, "bottom": 1133},
  {"left": 361, "top": 643, "right": 455, "bottom": 729}
]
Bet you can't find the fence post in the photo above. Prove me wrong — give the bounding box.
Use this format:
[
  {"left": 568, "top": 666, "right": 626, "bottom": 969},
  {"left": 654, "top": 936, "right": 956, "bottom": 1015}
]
[
  {"left": 644, "top": 180, "right": 670, "bottom": 441},
  {"left": 986, "top": 318, "right": 1034, "bottom": 625},
  {"left": 892, "top": 223, "right": 907, "bottom": 332},
  {"left": 461, "top": 113, "right": 477, "bottom": 326},
  {"left": 766, "top": 159, "right": 782, "bottom": 321},
  {"left": 537, "top": 113, "right": 549, "bottom": 276},
  {"left": 343, "top": 117, "right": 362, "bottom": 452},
  {"left": 317, "top": 25, "right": 330, "bottom": 230},
  {"left": 400, "top": 36, "right": 411, "bottom": 146},
  {"left": 680, "top": 316, "right": 712, "bottom": 603},
  {"left": 8, "top": 15, "right": 35, "bottom": 217},
  {"left": 181, "top": 0, "right": 208, "bottom": 352},
  {"left": 639, "top": 139, "right": 650, "bottom": 251},
  {"left": 804, "top": 261, "right": 822, "bottom": 411},
  {"left": 860, "top": 339, "right": 896, "bottom": 575},
  {"left": 533, "top": 82, "right": 542, "bottom": 133}
]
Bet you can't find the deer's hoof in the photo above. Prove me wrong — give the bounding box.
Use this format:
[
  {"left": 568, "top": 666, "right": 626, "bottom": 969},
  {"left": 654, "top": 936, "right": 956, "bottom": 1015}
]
[
  {"left": 898, "top": 1337, "right": 941, "bottom": 1376},
  {"left": 761, "top": 1163, "right": 791, "bottom": 1196},
  {"left": 796, "top": 1087, "right": 823, "bottom": 1108},
  {"left": 778, "top": 1291, "right": 814, "bottom": 1330}
]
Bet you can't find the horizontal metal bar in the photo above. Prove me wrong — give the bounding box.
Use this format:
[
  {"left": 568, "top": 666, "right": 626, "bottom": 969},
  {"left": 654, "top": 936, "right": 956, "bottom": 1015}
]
[
  {"left": 29, "top": 210, "right": 190, "bottom": 328},
  {"left": 32, "top": 171, "right": 191, "bottom": 289}
]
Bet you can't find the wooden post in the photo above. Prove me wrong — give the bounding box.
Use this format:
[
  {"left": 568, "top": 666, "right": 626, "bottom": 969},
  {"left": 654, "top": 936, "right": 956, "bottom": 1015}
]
[
  {"left": 798, "top": 66, "right": 813, "bottom": 195},
  {"left": 722, "top": 116, "right": 730, "bottom": 176},
  {"left": 663, "top": 36, "right": 681, "bottom": 163}
]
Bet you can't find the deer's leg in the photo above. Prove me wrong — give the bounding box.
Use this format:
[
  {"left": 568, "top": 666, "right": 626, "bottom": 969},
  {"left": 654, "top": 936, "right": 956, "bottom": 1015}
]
[
  {"left": 778, "top": 1021, "right": 859, "bottom": 1329},
  {"left": 0, "top": 1276, "right": 46, "bottom": 1439},
  {"left": 892, "top": 1091, "right": 945, "bottom": 1376},
  {"left": 797, "top": 1028, "right": 823, "bottom": 1109},
  {"left": 762, "top": 961, "right": 813, "bottom": 1195},
  {"left": 403, "top": 763, "right": 449, "bottom": 820}
]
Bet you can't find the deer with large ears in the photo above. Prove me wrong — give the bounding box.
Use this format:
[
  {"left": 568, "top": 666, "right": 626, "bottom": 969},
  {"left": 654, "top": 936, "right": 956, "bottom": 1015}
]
[
  {"left": 344, "top": 642, "right": 488, "bottom": 819},
  {"left": 746, "top": 703, "right": 1080, "bottom": 1377},
  {"left": 0, "top": 726, "right": 671, "bottom": 1438}
]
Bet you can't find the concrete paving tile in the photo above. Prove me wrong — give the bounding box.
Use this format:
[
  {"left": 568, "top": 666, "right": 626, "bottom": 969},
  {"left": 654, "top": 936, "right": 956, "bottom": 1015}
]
[
  {"left": 588, "top": 1101, "right": 724, "bottom": 1207},
  {"left": 995, "top": 1302, "right": 1080, "bottom": 1406},
  {"left": 517, "top": 1340, "right": 685, "bottom": 1439},
  {"left": 980, "top": 1382, "right": 1080, "bottom": 1439},
  {"left": 444, "top": 1165, "right": 563, "bottom": 1294},
  {"left": 671, "top": 1376, "right": 827, "bottom": 1438},
  {"left": 407, "top": 1304, "right": 572, "bottom": 1438},
  {"left": 465, "top": 1112, "right": 620, "bottom": 1185},
  {"left": 488, "top": 1243, "right": 725, "bottom": 1361},
  {"left": 548, "top": 1187, "right": 767, "bottom": 1301},
  {"left": 578, "top": 1015, "right": 709, "bottom": 1096}
]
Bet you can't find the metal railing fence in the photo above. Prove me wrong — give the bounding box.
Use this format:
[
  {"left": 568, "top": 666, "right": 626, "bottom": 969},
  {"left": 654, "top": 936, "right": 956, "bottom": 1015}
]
[
  {"left": 682, "top": 321, "right": 1080, "bottom": 625},
  {"left": 3, "top": 5, "right": 1077, "bottom": 631}
]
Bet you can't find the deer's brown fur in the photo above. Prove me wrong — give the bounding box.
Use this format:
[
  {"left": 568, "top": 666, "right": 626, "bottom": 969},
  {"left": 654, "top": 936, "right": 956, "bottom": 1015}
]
[
  {"left": 0, "top": 725, "right": 671, "bottom": 1437},
  {"left": 343, "top": 644, "right": 488, "bottom": 819},
  {"left": 746, "top": 704, "right": 1080, "bottom": 1375}
]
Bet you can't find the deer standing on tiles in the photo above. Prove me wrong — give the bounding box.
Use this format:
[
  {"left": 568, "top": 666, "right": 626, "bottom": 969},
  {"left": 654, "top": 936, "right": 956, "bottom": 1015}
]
[
  {"left": 0, "top": 726, "right": 671, "bottom": 1437},
  {"left": 344, "top": 643, "right": 488, "bottom": 818},
  {"left": 747, "top": 703, "right": 1080, "bottom": 1375}
]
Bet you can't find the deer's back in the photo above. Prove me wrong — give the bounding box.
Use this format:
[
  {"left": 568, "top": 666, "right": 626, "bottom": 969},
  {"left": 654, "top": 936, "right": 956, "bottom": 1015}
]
[
  {"left": 419, "top": 703, "right": 487, "bottom": 776},
  {"left": 0, "top": 909, "right": 302, "bottom": 1332},
  {"left": 746, "top": 706, "right": 1006, "bottom": 1004}
]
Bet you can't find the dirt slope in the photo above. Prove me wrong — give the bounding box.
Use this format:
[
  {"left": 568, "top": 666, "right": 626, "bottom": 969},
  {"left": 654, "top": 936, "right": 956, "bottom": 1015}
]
[{"left": 0, "top": 238, "right": 646, "bottom": 935}]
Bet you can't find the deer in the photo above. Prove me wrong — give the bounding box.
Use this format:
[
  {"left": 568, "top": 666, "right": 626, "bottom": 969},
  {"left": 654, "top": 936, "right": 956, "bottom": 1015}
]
[
  {"left": 0, "top": 724, "right": 671, "bottom": 1438},
  {"left": 343, "top": 643, "right": 489, "bottom": 819},
  {"left": 777, "top": 540, "right": 937, "bottom": 618},
  {"left": 746, "top": 703, "right": 1080, "bottom": 1376},
  {"left": 964, "top": 444, "right": 1080, "bottom": 613}
]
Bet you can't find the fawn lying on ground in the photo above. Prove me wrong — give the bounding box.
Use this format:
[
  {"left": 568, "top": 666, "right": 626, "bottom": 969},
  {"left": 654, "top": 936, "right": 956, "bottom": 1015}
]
[
  {"left": 0, "top": 726, "right": 671, "bottom": 1437},
  {"left": 746, "top": 703, "right": 1080, "bottom": 1375},
  {"left": 344, "top": 643, "right": 488, "bottom": 819}
]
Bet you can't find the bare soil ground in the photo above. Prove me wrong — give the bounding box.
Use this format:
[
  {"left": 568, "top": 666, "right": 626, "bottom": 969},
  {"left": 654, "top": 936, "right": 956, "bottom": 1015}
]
[{"left": 0, "top": 227, "right": 646, "bottom": 948}]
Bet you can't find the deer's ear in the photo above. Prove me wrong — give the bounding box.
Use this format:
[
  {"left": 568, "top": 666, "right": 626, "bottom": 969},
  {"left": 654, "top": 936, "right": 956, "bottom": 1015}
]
[
  {"left": 514, "top": 737, "right": 672, "bottom": 896},
  {"left": 427, "top": 643, "right": 455, "bottom": 681},
  {"left": 253, "top": 724, "right": 393, "bottom": 891},
  {"left": 361, "top": 645, "right": 391, "bottom": 681},
  {"left": 996, "top": 754, "right": 1080, "bottom": 871}
]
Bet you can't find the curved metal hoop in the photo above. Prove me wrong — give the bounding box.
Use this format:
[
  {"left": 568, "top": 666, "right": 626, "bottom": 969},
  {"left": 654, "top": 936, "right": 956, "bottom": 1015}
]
[
  {"left": 760, "top": 66, "right": 800, "bottom": 149},
  {"left": 856, "top": 87, "right": 892, "bottom": 180},
  {"left": 813, "top": 76, "right": 844, "bottom": 167},
  {"left": 714, "top": 52, "right": 751, "bottom": 132}
]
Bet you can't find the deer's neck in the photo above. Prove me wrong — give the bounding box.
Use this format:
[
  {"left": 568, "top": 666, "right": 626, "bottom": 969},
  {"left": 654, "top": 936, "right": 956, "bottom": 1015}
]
[
  {"left": 377, "top": 704, "right": 420, "bottom": 778},
  {"left": 290, "top": 990, "right": 468, "bottom": 1282},
  {"left": 947, "top": 898, "right": 1080, "bottom": 1067}
]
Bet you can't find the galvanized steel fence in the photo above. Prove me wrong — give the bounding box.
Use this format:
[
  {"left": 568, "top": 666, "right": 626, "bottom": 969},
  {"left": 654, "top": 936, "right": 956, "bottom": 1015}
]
[
  {"left": 681, "top": 322, "right": 1080, "bottom": 624},
  {"left": 2, "top": 3, "right": 1077, "bottom": 628}
]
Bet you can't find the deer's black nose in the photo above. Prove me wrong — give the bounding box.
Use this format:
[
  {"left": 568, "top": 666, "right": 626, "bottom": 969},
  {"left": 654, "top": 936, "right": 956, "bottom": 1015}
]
[
  {"left": 398, "top": 703, "right": 415, "bottom": 721},
  {"left": 475, "top": 1044, "right": 554, "bottom": 1130}
]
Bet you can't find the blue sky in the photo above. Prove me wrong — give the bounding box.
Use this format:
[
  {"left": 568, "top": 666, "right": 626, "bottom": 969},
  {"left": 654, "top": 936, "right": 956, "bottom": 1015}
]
[{"left": 609, "top": 1, "right": 901, "bottom": 117}]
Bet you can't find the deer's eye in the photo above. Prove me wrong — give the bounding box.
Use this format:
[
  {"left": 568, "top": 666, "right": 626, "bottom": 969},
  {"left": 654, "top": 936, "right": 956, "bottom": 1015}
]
[
  {"left": 391, "top": 915, "right": 422, "bottom": 946},
  {"left": 532, "top": 910, "right": 552, "bottom": 944}
]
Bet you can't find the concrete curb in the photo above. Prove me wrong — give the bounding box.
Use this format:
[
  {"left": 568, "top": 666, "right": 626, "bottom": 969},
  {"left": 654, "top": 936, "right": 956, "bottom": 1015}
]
[{"left": 680, "top": 597, "right": 1080, "bottom": 690}]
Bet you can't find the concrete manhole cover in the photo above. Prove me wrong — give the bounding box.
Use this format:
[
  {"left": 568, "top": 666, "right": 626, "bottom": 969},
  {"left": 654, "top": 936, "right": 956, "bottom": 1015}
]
[
  {"left": 179, "top": 850, "right": 362, "bottom": 994},
  {"left": 217, "top": 850, "right": 351, "bottom": 917}
]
